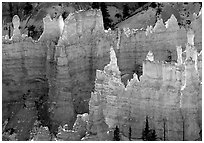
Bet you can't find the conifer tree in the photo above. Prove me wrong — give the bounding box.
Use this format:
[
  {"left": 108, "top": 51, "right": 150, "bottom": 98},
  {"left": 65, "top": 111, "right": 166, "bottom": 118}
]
[
  {"left": 149, "top": 129, "right": 157, "bottom": 141},
  {"left": 100, "top": 2, "right": 112, "bottom": 30},
  {"left": 142, "top": 116, "right": 150, "bottom": 140},
  {"left": 122, "top": 4, "right": 130, "bottom": 19},
  {"left": 113, "top": 125, "right": 120, "bottom": 141},
  {"left": 91, "top": 2, "right": 100, "bottom": 9},
  {"left": 24, "top": 2, "right": 33, "bottom": 15},
  {"left": 142, "top": 116, "right": 157, "bottom": 141},
  {"left": 129, "top": 126, "right": 132, "bottom": 141}
]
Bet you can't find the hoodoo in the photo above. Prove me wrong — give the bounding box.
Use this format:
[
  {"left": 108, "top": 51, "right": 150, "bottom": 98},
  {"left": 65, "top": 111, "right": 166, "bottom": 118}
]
[{"left": 2, "top": 2, "right": 202, "bottom": 141}]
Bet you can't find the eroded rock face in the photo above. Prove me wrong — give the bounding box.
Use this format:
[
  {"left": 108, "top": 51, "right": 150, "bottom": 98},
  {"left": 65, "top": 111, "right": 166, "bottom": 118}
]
[
  {"left": 55, "top": 113, "right": 89, "bottom": 141},
  {"left": 2, "top": 7, "right": 202, "bottom": 141},
  {"left": 2, "top": 41, "right": 49, "bottom": 140},
  {"left": 2, "top": 14, "right": 60, "bottom": 140},
  {"left": 50, "top": 11, "right": 201, "bottom": 131},
  {"left": 89, "top": 42, "right": 201, "bottom": 140},
  {"left": 190, "top": 9, "right": 202, "bottom": 52},
  {"left": 12, "top": 15, "right": 21, "bottom": 39}
]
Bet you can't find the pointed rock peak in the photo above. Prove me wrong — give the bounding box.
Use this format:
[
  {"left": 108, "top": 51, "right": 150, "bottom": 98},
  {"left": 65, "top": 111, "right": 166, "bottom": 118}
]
[
  {"left": 12, "top": 15, "right": 21, "bottom": 37},
  {"left": 146, "top": 51, "right": 154, "bottom": 62},
  {"left": 110, "top": 46, "right": 117, "bottom": 65},
  {"left": 43, "top": 14, "right": 52, "bottom": 23},
  {"left": 104, "top": 47, "right": 121, "bottom": 77},
  {"left": 58, "top": 15, "right": 64, "bottom": 35},
  {"left": 153, "top": 18, "right": 166, "bottom": 32},
  {"left": 126, "top": 73, "right": 139, "bottom": 88},
  {"left": 133, "top": 73, "right": 139, "bottom": 81},
  {"left": 165, "top": 14, "right": 179, "bottom": 30},
  {"left": 187, "top": 29, "right": 195, "bottom": 45},
  {"left": 12, "top": 15, "right": 20, "bottom": 28}
]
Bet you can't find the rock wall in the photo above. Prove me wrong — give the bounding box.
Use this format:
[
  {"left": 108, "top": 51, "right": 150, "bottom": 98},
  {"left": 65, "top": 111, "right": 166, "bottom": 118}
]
[
  {"left": 89, "top": 44, "right": 201, "bottom": 140},
  {"left": 48, "top": 9, "right": 201, "bottom": 133},
  {"left": 2, "top": 38, "right": 49, "bottom": 140},
  {"left": 2, "top": 14, "right": 60, "bottom": 140},
  {"left": 2, "top": 8, "right": 202, "bottom": 140},
  {"left": 50, "top": 11, "right": 197, "bottom": 127}
]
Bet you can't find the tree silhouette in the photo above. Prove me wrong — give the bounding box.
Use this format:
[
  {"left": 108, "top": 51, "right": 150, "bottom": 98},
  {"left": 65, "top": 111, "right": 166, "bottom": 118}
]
[
  {"left": 122, "top": 4, "right": 130, "bottom": 19},
  {"left": 142, "top": 116, "right": 157, "bottom": 141},
  {"left": 91, "top": 2, "right": 100, "bottom": 9},
  {"left": 24, "top": 2, "right": 33, "bottom": 15},
  {"left": 113, "top": 125, "right": 120, "bottom": 141},
  {"left": 129, "top": 126, "right": 132, "bottom": 141},
  {"left": 149, "top": 129, "right": 157, "bottom": 141},
  {"left": 142, "top": 116, "right": 150, "bottom": 140},
  {"left": 100, "top": 2, "right": 112, "bottom": 30},
  {"left": 115, "top": 13, "right": 122, "bottom": 19}
]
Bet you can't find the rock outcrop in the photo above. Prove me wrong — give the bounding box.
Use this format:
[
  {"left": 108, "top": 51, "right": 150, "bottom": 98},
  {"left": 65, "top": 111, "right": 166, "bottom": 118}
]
[
  {"left": 56, "top": 113, "right": 89, "bottom": 141},
  {"left": 88, "top": 30, "right": 201, "bottom": 140},
  {"left": 2, "top": 7, "right": 202, "bottom": 141},
  {"left": 2, "top": 14, "right": 58, "bottom": 140}
]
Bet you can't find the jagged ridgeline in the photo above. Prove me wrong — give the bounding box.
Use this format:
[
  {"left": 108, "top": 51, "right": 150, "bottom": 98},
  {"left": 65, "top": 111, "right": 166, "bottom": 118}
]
[{"left": 2, "top": 3, "right": 202, "bottom": 141}]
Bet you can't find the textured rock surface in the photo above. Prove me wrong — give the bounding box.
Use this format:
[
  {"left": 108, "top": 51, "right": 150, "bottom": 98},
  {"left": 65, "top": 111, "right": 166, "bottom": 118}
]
[
  {"left": 50, "top": 11, "right": 199, "bottom": 128},
  {"left": 55, "top": 113, "right": 89, "bottom": 141},
  {"left": 88, "top": 36, "right": 201, "bottom": 140},
  {"left": 32, "top": 126, "right": 52, "bottom": 141},
  {"left": 11, "top": 15, "right": 21, "bottom": 39},
  {"left": 2, "top": 13, "right": 59, "bottom": 140},
  {"left": 115, "top": 7, "right": 157, "bottom": 30},
  {"left": 2, "top": 7, "right": 202, "bottom": 141},
  {"left": 190, "top": 9, "right": 202, "bottom": 52}
]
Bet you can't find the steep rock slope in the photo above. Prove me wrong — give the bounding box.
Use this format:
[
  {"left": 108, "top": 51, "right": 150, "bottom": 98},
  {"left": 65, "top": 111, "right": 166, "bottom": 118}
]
[
  {"left": 89, "top": 37, "right": 201, "bottom": 140},
  {"left": 2, "top": 14, "right": 61, "bottom": 140},
  {"left": 2, "top": 7, "right": 202, "bottom": 140}
]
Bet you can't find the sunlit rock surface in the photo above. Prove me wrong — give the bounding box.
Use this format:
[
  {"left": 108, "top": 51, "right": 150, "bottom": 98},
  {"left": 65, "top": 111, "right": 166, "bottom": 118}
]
[
  {"left": 2, "top": 7, "right": 202, "bottom": 141},
  {"left": 89, "top": 37, "right": 201, "bottom": 140}
]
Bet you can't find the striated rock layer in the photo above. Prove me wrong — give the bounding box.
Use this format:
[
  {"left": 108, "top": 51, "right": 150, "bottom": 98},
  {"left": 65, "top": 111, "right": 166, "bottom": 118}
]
[
  {"left": 2, "top": 8, "right": 202, "bottom": 140},
  {"left": 88, "top": 41, "right": 201, "bottom": 140},
  {"left": 2, "top": 14, "right": 59, "bottom": 140}
]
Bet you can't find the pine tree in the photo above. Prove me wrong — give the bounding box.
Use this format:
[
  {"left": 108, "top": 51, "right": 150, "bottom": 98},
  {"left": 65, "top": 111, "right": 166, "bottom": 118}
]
[
  {"left": 24, "top": 2, "right": 33, "bottom": 15},
  {"left": 100, "top": 2, "right": 112, "bottom": 30},
  {"left": 128, "top": 126, "right": 132, "bottom": 141},
  {"left": 91, "top": 2, "right": 100, "bottom": 9},
  {"left": 142, "top": 116, "right": 150, "bottom": 141},
  {"left": 149, "top": 129, "right": 157, "bottom": 141},
  {"left": 113, "top": 125, "right": 120, "bottom": 141},
  {"left": 142, "top": 116, "right": 158, "bottom": 141},
  {"left": 122, "top": 4, "right": 130, "bottom": 19}
]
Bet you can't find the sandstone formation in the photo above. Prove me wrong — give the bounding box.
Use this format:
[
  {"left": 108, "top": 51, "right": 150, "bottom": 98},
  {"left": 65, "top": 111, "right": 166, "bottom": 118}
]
[
  {"left": 2, "top": 7, "right": 202, "bottom": 141},
  {"left": 88, "top": 28, "right": 202, "bottom": 140},
  {"left": 11, "top": 15, "right": 21, "bottom": 39},
  {"left": 2, "top": 13, "right": 57, "bottom": 140}
]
